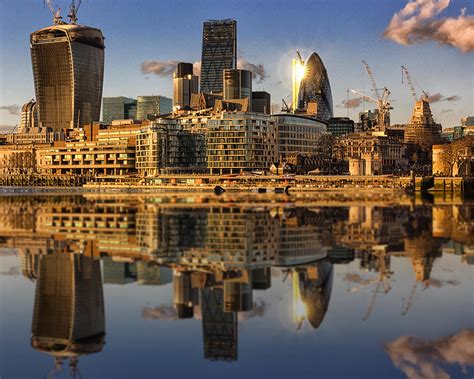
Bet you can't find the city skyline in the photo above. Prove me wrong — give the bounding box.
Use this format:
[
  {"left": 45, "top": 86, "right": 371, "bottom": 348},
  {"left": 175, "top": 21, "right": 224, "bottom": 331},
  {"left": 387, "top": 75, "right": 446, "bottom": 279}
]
[{"left": 0, "top": 0, "right": 472, "bottom": 130}]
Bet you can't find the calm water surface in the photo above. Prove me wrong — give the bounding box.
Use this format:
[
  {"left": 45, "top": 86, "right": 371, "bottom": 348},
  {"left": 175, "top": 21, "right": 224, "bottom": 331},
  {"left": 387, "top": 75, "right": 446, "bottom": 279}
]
[{"left": 0, "top": 193, "right": 473, "bottom": 379}]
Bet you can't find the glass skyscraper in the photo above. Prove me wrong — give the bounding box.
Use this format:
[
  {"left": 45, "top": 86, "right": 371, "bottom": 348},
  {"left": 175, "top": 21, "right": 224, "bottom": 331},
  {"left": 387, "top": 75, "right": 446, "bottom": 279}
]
[
  {"left": 30, "top": 24, "right": 105, "bottom": 131},
  {"left": 200, "top": 19, "right": 237, "bottom": 94},
  {"left": 298, "top": 52, "right": 334, "bottom": 120},
  {"left": 136, "top": 96, "right": 172, "bottom": 120}
]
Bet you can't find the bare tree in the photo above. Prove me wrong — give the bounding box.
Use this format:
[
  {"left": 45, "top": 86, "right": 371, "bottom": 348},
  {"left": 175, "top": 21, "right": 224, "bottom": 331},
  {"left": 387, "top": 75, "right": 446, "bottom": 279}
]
[{"left": 436, "top": 136, "right": 473, "bottom": 176}]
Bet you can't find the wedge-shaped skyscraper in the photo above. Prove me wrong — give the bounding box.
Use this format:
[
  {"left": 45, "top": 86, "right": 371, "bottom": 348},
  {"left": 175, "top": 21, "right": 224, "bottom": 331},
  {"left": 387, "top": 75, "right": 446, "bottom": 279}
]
[
  {"left": 30, "top": 24, "right": 105, "bottom": 131},
  {"left": 298, "top": 52, "right": 333, "bottom": 120}
]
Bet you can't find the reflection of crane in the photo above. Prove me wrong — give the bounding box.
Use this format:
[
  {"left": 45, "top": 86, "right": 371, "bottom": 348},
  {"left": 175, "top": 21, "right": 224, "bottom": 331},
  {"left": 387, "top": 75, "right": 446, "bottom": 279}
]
[
  {"left": 401, "top": 65, "right": 428, "bottom": 102},
  {"left": 45, "top": 0, "right": 63, "bottom": 25},
  {"left": 401, "top": 280, "right": 429, "bottom": 316},
  {"left": 68, "top": 0, "right": 82, "bottom": 24},
  {"left": 350, "top": 251, "right": 392, "bottom": 320}
]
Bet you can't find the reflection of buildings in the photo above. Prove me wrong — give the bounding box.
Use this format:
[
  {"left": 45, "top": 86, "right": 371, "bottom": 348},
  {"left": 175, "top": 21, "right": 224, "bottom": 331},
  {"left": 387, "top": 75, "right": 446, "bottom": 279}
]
[{"left": 31, "top": 251, "right": 105, "bottom": 374}]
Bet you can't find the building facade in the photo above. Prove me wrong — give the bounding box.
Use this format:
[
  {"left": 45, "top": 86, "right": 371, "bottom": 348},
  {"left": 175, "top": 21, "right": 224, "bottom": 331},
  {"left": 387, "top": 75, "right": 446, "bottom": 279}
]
[
  {"left": 206, "top": 112, "right": 277, "bottom": 174},
  {"left": 102, "top": 97, "right": 137, "bottom": 124},
  {"left": 30, "top": 24, "right": 105, "bottom": 131},
  {"left": 136, "top": 119, "right": 206, "bottom": 176},
  {"left": 200, "top": 19, "right": 237, "bottom": 94},
  {"left": 327, "top": 117, "right": 354, "bottom": 137},
  {"left": 136, "top": 96, "right": 172, "bottom": 120},
  {"left": 273, "top": 114, "right": 327, "bottom": 159},
  {"left": 223, "top": 69, "right": 252, "bottom": 104},
  {"left": 251, "top": 91, "right": 271, "bottom": 114},
  {"left": 18, "top": 99, "right": 38, "bottom": 133},
  {"left": 173, "top": 62, "right": 199, "bottom": 110}
]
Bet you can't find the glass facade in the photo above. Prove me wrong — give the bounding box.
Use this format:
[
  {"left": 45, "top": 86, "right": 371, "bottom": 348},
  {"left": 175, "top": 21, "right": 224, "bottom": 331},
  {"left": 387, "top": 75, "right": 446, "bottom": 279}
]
[
  {"left": 30, "top": 25, "right": 105, "bottom": 131},
  {"left": 223, "top": 69, "right": 252, "bottom": 104},
  {"left": 102, "top": 97, "right": 137, "bottom": 124},
  {"left": 136, "top": 96, "right": 172, "bottom": 120},
  {"left": 200, "top": 19, "right": 237, "bottom": 94},
  {"left": 298, "top": 52, "right": 333, "bottom": 120}
]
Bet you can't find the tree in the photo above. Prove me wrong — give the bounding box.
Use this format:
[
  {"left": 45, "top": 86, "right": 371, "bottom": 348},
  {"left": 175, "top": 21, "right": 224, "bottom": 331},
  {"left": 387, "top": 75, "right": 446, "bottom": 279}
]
[{"left": 435, "top": 136, "right": 473, "bottom": 176}]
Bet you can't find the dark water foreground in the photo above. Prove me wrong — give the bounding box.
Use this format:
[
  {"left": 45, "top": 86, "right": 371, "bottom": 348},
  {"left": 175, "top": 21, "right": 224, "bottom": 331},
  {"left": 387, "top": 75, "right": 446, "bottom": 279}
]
[{"left": 0, "top": 193, "right": 473, "bottom": 379}]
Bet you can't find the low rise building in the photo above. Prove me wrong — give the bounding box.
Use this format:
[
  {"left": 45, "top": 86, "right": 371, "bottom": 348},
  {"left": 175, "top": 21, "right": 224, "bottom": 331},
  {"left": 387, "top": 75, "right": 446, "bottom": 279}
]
[{"left": 41, "top": 139, "right": 136, "bottom": 176}]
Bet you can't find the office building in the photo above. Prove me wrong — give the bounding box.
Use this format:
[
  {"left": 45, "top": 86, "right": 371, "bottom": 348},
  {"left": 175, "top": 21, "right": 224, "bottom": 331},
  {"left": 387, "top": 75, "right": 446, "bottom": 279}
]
[
  {"left": 206, "top": 112, "right": 277, "bottom": 174},
  {"left": 327, "top": 117, "right": 354, "bottom": 137},
  {"left": 200, "top": 19, "right": 237, "bottom": 94},
  {"left": 173, "top": 62, "right": 199, "bottom": 110},
  {"left": 298, "top": 52, "right": 333, "bottom": 120},
  {"left": 102, "top": 97, "right": 137, "bottom": 124},
  {"left": 136, "top": 96, "right": 172, "bottom": 120},
  {"left": 251, "top": 91, "right": 271, "bottom": 114},
  {"left": 30, "top": 24, "right": 105, "bottom": 131},
  {"left": 223, "top": 69, "right": 252, "bottom": 105},
  {"left": 273, "top": 114, "right": 327, "bottom": 159}
]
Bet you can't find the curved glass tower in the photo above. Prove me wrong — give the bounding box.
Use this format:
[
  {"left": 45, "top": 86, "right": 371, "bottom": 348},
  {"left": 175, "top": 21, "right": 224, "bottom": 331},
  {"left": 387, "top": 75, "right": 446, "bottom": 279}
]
[
  {"left": 298, "top": 52, "right": 333, "bottom": 120},
  {"left": 30, "top": 24, "right": 105, "bottom": 131}
]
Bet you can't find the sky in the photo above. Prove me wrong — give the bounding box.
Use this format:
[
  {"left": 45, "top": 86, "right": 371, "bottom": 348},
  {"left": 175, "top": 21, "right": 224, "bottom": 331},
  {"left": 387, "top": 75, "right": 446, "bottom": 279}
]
[{"left": 0, "top": 0, "right": 473, "bottom": 130}]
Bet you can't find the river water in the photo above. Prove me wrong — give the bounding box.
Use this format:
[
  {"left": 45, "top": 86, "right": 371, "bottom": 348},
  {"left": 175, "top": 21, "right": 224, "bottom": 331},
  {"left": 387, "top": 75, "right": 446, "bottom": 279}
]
[{"left": 0, "top": 192, "right": 473, "bottom": 378}]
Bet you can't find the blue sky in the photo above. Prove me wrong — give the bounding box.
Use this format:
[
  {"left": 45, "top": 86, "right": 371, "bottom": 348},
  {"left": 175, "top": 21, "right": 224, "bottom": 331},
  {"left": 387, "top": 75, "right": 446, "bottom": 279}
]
[{"left": 0, "top": 0, "right": 472, "bottom": 129}]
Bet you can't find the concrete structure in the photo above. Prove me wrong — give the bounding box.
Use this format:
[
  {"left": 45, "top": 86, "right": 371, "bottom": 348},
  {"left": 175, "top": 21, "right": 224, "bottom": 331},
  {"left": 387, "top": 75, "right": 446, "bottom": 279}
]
[
  {"left": 41, "top": 139, "right": 136, "bottom": 176},
  {"left": 200, "top": 19, "right": 237, "bottom": 94},
  {"left": 206, "top": 112, "right": 277, "bottom": 174},
  {"left": 251, "top": 91, "right": 271, "bottom": 114},
  {"left": 136, "top": 119, "right": 206, "bottom": 176},
  {"left": 173, "top": 62, "right": 199, "bottom": 110},
  {"left": 102, "top": 97, "right": 137, "bottom": 124},
  {"left": 19, "top": 99, "right": 38, "bottom": 133},
  {"left": 136, "top": 96, "right": 172, "bottom": 120},
  {"left": 31, "top": 24, "right": 105, "bottom": 131},
  {"left": 273, "top": 114, "right": 327, "bottom": 160},
  {"left": 298, "top": 52, "right": 333, "bottom": 120}
]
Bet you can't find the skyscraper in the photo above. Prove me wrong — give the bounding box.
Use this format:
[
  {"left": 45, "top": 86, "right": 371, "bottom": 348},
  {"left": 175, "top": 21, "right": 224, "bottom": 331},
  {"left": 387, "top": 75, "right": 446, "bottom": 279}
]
[
  {"left": 251, "top": 91, "right": 271, "bottom": 114},
  {"left": 136, "top": 96, "right": 172, "bottom": 120},
  {"left": 298, "top": 52, "right": 333, "bottom": 120},
  {"left": 200, "top": 19, "right": 237, "bottom": 94},
  {"left": 30, "top": 24, "right": 105, "bottom": 131},
  {"left": 173, "top": 62, "right": 199, "bottom": 110},
  {"left": 102, "top": 97, "right": 137, "bottom": 124}
]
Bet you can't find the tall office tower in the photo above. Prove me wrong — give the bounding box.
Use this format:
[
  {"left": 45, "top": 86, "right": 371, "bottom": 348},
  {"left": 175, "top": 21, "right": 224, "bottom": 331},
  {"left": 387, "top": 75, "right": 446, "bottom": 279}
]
[
  {"left": 223, "top": 69, "right": 252, "bottom": 103},
  {"left": 251, "top": 91, "right": 271, "bottom": 114},
  {"left": 18, "top": 99, "right": 38, "bottom": 133},
  {"left": 201, "top": 287, "right": 238, "bottom": 361},
  {"left": 30, "top": 25, "right": 105, "bottom": 131},
  {"left": 298, "top": 52, "right": 333, "bottom": 120},
  {"left": 200, "top": 19, "right": 237, "bottom": 94},
  {"left": 102, "top": 97, "right": 137, "bottom": 124},
  {"left": 31, "top": 252, "right": 105, "bottom": 366},
  {"left": 136, "top": 96, "right": 172, "bottom": 120},
  {"left": 173, "top": 62, "right": 199, "bottom": 110}
]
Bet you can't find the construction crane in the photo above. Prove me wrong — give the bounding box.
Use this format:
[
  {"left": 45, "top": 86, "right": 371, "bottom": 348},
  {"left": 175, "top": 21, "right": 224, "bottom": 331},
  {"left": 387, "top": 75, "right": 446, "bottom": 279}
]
[
  {"left": 68, "top": 0, "right": 82, "bottom": 24},
  {"left": 401, "top": 65, "right": 429, "bottom": 102},
  {"left": 347, "top": 60, "right": 392, "bottom": 129},
  {"left": 45, "top": 0, "right": 63, "bottom": 25},
  {"left": 347, "top": 88, "right": 392, "bottom": 127}
]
